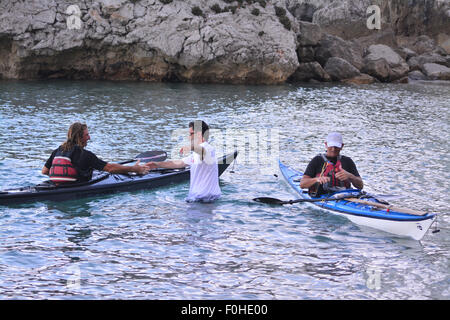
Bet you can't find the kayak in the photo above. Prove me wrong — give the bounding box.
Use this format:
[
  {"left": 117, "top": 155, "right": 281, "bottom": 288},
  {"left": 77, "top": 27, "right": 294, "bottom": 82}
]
[
  {"left": 0, "top": 151, "right": 238, "bottom": 205},
  {"left": 279, "top": 160, "right": 437, "bottom": 240}
]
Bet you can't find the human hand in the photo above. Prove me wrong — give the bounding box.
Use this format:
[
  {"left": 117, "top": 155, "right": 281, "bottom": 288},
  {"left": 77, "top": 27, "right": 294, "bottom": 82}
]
[
  {"left": 335, "top": 164, "right": 351, "bottom": 181},
  {"left": 144, "top": 162, "right": 158, "bottom": 170},
  {"left": 133, "top": 160, "right": 150, "bottom": 175},
  {"left": 179, "top": 145, "right": 191, "bottom": 156},
  {"left": 316, "top": 176, "right": 330, "bottom": 185}
]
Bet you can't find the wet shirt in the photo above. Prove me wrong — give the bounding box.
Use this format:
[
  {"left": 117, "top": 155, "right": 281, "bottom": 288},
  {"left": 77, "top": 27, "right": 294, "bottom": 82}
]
[
  {"left": 45, "top": 146, "right": 107, "bottom": 182},
  {"left": 182, "top": 141, "right": 221, "bottom": 202}
]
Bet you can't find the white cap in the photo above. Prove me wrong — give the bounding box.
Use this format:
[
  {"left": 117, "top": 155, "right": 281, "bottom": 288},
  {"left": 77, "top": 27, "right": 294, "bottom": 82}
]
[{"left": 326, "top": 132, "right": 343, "bottom": 148}]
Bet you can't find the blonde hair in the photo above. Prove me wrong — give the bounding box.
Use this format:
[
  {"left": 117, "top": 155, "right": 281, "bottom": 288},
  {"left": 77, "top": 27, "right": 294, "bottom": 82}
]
[{"left": 61, "top": 122, "right": 87, "bottom": 151}]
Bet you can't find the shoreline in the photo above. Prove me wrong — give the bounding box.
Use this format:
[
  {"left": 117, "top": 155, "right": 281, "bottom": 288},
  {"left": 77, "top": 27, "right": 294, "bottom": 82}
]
[{"left": 1, "top": 0, "right": 449, "bottom": 84}]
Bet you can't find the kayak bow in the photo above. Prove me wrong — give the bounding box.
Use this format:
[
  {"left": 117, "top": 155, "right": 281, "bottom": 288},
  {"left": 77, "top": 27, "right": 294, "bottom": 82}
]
[{"left": 0, "top": 151, "right": 238, "bottom": 205}]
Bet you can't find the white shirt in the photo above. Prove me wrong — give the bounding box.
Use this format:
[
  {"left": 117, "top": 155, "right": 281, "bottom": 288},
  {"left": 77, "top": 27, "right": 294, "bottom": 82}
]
[{"left": 182, "top": 141, "right": 221, "bottom": 202}]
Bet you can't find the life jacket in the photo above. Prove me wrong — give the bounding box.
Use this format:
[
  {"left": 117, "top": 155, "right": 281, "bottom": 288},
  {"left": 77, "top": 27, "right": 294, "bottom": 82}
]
[
  {"left": 309, "top": 154, "right": 351, "bottom": 196},
  {"left": 49, "top": 148, "right": 78, "bottom": 184}
]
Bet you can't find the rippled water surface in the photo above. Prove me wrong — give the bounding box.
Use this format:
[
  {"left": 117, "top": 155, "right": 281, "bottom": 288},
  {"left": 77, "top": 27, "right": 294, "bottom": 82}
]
[{"left": 0, "top": 80, "right": 449, "bottom": 299}]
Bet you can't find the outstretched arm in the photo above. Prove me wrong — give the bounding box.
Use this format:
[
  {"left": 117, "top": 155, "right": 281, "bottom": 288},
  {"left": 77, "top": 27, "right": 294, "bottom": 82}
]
[
  {"left": 147, "top": 160, "right": 187, "bottom": 170},
  {"left": 103, "top": 160, "right": 151, "bottom": 175}
]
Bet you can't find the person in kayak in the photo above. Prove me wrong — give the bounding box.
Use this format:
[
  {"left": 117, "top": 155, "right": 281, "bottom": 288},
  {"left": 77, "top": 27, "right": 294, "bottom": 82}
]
[
  {"left": 300, "top": 132, "right": 363, "bottom": 196},
  {"left": 42, "top": 122, "right": 151, "bottom": 184},
  {"left": 147, "top": 120, "right": 221, "bottom": 202}
]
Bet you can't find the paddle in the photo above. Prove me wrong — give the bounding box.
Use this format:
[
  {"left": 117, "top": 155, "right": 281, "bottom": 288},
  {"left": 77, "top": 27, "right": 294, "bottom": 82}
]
[
  {"left": 253, "top": 193, "right": 428, "bottom": 216},
  {"left": 253, "top": 192, "right": 353, "bottom": 205},
  {"left": 119, "top": 150, "right": 167, "bottom": 165}
]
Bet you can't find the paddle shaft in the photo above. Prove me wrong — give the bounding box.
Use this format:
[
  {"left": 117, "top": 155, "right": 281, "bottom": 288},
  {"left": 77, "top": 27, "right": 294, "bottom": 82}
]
[
  {"left": 253, "top": 193, "right": 357, "bottom": 205},
  {"left": 255, "top": 195, "right": 428, "bottom": 216}
]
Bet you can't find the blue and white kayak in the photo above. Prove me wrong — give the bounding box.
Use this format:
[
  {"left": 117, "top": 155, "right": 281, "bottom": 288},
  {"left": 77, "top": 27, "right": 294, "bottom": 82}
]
[{"left": 279, "top": 160, "right": 437, "bottom": 240}]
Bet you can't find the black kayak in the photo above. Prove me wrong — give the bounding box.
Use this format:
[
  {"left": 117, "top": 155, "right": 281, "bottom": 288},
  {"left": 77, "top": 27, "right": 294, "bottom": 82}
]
[{"left": 0, "top": 151, "right": 238, "bottom": 205}]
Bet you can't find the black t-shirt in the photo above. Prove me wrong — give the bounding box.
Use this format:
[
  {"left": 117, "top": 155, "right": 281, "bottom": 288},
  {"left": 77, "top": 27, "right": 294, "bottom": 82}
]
[
  {"left": 304, "top": 154, "right": 360, "bottom": 178},
  {"left": 45, "top": 146, "right": 107, "bottom": 182}
]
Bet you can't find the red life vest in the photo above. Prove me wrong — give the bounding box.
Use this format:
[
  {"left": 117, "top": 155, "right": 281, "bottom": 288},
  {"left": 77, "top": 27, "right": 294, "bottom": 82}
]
[
  {"left": 49, "top": 149, "right": 78, "bottom": 184},
  {"left": 316, "top": 154, "right": 351, "bottom": 189}
]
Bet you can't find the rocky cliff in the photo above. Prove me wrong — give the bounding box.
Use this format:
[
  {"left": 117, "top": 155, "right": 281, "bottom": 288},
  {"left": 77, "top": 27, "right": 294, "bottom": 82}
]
[{"left": 1, "top": 0, "right": 449, "bottom": 84}]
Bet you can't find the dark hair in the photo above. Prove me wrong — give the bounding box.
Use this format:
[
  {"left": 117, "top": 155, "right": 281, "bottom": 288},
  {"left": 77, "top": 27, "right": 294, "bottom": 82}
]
[
  {"left": 189, "top": 120, "right": 209, "bottom": 140},
  {"left": 61, "top": 122, "right": 87, "bottom": 151}
]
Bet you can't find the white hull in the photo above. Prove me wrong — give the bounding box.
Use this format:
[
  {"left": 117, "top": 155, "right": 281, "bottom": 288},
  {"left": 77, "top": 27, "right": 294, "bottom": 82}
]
[
  {"left": 315, "top": 204, "right": 436, "bottom": 240},
  {"left": 281, "top": 176, "right": 436, "bottom": 241}
]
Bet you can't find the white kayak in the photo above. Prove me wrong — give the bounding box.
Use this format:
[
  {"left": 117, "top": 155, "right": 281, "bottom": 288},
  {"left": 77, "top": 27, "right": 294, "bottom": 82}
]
[{"left": 279, "top": 160, "right": 437, "bottom": 240}]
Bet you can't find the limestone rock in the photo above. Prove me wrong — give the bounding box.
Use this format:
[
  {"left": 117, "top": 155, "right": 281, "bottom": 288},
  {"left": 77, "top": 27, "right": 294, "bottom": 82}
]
[
  {"left": 324, "top": 56, "right": 360, "bottom": 81},
  {"left": 315, "top": 34, "right": 364, "bottom": 70},
  {"left": 421, "top": 63, "right": 450, "bottom": 80},
  {"left": 289, "top": 0, "right": 450, "bottom": 43},
  {"left": 297, "top": 21, "right": 322, "bottom": 46},
  {"left": 289, "top": 61, "right": 331, "bottom": 82},
  {"left": 362, "top": 44, "right": 409, "bottom": 81},
  {"left": 397, "top": 47, "right": 417, "bottom": 61},
  {"left": 365, "top": 44, "right": 404, "bottom": 67},
  {"left": 0, "top": 0, "right": 299, "bottom": 83},
  {"left": 362, "top": 58, "right": 390, "bottom": 81},
  {"left": 408, "top": 53, "right": 450, "bottom": 71},
  {"left": 2, "top": 0, "right": 449, "bottom": 84},
  {"left": 408, "top": 70, "right": 426, "bottom": 80},
  {"left": 341, "top": 73, "right": 377, "bottom": 84},
  {"left": 297, "top": 46, "right": 316, "bottom": 63},
  {"left": 412, "top": 35, "right": 437, "bottom": 55}
]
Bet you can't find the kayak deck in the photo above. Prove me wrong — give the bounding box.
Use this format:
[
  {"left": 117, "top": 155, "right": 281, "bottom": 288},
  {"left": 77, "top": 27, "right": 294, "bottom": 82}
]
[
  {"left": 279, "top": 160, "right": 436, "bottom": 240},
  {"left": 0, "top": 151, "right": 238, "bottom": 205}
]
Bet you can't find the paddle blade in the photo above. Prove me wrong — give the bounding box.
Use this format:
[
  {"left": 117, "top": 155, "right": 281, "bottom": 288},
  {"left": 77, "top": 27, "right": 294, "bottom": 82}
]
[
  {"left": 253, "top": 197, "right": 286, "bottom": 205},
  {"left": 135, "top": 150, "right": 167, "bottom": 163}
]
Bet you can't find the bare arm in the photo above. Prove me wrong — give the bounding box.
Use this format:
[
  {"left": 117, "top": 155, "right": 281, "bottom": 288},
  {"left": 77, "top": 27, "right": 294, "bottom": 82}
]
[
  {"left": 335, "top": 169, "right": 364, "bottom": 189},
  {"left": 103, "top": 160, "right": 150, "bottom": 175},
  {"left": 345, "top": 172, "right": 364, "bottom": 189},
  {"left": 300, "top": 175, "right": 329, "bottom": 189},
  {"left": 148, "top": 160, "right": 187, "bottom": 169}
]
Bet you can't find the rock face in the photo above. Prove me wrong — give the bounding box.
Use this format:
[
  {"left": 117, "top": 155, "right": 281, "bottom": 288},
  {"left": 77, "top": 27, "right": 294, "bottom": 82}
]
[
  {"left": 315, "top": 34, "right": 364, "bottom": 70},
  {"left": 288, "top": 0, "right": 450, "bottom": 83},
  {"left": 0, "top": 0, "right": 299, "bottom": 83},
  {"left": 290, "top": 0, "right": 450, "bottom": 48},
  {"left": 324, "top": 57, "right": 360, "bottom": 81},
  {"left": 1, "top": 0, "right": 450, "bottom": 84}
]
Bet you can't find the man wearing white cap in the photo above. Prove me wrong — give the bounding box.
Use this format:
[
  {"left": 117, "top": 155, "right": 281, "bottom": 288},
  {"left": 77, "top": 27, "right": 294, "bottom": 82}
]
[{"left": 300, "top": 132, "right": 363, "bottom": 196}]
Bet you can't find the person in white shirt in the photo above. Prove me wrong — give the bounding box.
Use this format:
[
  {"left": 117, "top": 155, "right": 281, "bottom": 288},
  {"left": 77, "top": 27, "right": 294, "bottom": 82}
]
[{"left": 147, "top": 120, "right": 221, "bottom": 202}]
